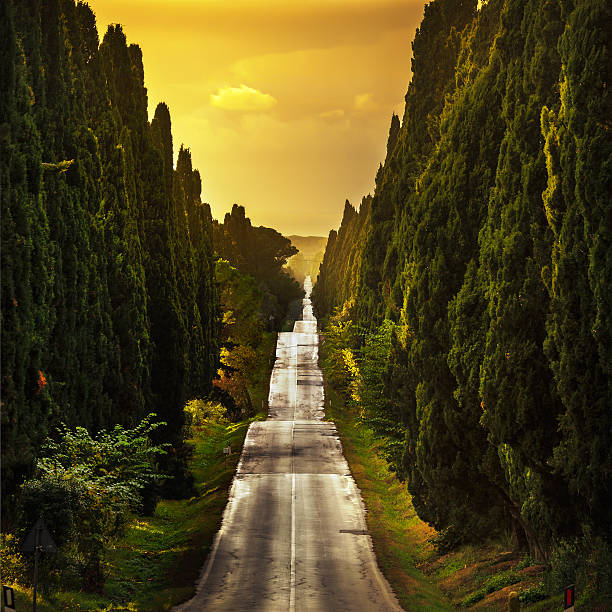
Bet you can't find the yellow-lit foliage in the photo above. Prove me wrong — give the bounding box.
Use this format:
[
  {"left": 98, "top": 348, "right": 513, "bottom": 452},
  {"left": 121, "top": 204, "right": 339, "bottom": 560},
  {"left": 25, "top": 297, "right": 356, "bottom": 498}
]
[{"left": 184, "top": 399, "right": 228, "bottom": 428}]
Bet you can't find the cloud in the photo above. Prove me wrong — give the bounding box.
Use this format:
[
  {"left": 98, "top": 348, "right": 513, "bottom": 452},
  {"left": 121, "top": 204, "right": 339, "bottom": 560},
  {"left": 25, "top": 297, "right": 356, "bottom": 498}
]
[
  {"left": 87, "top": 0, "right": 424, "bottom": 235},
  {"left": 354, "top": 92, "right": 377, "bottom": 112},
  {"left": 318, "top": 109, "right": 345, "bottom": 121},
  {"left": 210, "top": 85, "right": 277, "bottom": 112}
]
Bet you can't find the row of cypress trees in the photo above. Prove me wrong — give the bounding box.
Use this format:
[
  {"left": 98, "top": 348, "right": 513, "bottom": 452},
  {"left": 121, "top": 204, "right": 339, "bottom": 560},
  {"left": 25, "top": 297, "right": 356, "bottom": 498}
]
[
  {"left": 313, "top": 0, "right": 611, "bottom": 584},
  {"left": 1, "top": 0, "right": 218, "bottom": 514}
]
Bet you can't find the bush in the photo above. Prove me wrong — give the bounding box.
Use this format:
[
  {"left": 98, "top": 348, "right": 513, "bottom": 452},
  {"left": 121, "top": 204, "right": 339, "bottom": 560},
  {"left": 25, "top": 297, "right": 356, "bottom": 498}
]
[
  {"left": 482, "top": 570, "right": 521, "bottom": 594},
  {"left": 19, "top": 476, "right": 81, "bottom": 548},
  {"left": 0, "top": 533, "right": 28, "bottom": 584},
  {"left": 544, "top": 539, "right": 579, "bottom": 594},
  {"left": 17, "top": 415, "right": 168, "bottom": 591},
  {"left": 461, "top": 570, "right": 521, "bottom": 607},
  {"left": 545, "top": 533, "right": 612, "bottom": 606},
  {"left": 519, "top": 582, "right": 548, "bottom": 604},
  {"left": 184, "top": 399, "right": 228, "bottom": 429}
]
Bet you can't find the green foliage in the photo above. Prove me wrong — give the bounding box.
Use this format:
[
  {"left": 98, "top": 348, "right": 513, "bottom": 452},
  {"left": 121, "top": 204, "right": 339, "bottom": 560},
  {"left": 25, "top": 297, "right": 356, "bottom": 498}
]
[
  {"left": 2, "top": 0, "right": 219, "bottom": 514},
  {"left": 356, "top": 320, "right": 405, "bottom": 469},
  {"left": 518, "top": 582, "right": 547, "bottom": 604},
  {"left": 544, "top": 532, "right": 612, "bottom": 606},
  {"left": 543, "top": 539, "right": 579, "bottom": 595},
  {"left": 312, "top": 197, "right": 371, "bottom": 321},
  {"left": 314, "top": 0, "right": 611, "bottom": 600},
  {"left": 36, "top": 415, "right": 168, "bottom": 506},
  {"left": 213, "top": 204, "right": 303, "bottom": 328},
  {"left": 18, "top": 416, "right": 168, "bottom": 591},
  {"left": 212, "top": 259, "right": 266, "bottom": 420},
  {"left": 540, "top": 0, "right": 612, "bottom": 538},
  {"left": 184, "top": 399, "right": 228, "bottom": 429},
  {"left": 0, "top": 533, "right": 28, "bottom": 584},
  {"left": 461, "top": 570, "right": 520, "bottom": 606},
  {"left": 320, "top": 301, "right": 358, "bottom": 392},
  {"left": 216, "top": 258, "right": 264, "bottom": 348}
]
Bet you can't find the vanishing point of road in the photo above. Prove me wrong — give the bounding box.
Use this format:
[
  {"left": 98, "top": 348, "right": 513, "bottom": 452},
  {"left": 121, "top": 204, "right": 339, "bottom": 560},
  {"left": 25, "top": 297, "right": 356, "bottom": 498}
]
[{"left": 175, "top": 276, "right": 401, "bottom": 611}]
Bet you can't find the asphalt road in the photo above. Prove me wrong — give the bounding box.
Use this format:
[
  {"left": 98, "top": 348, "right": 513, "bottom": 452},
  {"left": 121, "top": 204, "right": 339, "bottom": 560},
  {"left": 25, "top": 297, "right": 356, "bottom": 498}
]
[{"left": 175, "top": 277, "right": 401, "bottom": 611}]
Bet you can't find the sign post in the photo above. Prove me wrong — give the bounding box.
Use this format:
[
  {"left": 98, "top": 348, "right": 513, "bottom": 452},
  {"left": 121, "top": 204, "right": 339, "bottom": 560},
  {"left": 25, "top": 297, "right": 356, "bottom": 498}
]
[
  {"left": 3, "top": 585, "right": 16, "bottom": 611},
  {"left": 223, "top": 445, "right": 231, "bottom": 467},
  {"left": 564, "top": 584, "right": 575, "bottom": 611},
  {"left": 22, "top": 519, "right": 57, "bottom": 612}
]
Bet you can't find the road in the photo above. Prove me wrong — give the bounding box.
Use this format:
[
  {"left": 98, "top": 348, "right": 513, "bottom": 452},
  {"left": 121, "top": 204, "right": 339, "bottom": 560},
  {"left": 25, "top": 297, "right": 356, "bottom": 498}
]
[{"left": 175, "top": 276, "right": 401, "bottom": 611}]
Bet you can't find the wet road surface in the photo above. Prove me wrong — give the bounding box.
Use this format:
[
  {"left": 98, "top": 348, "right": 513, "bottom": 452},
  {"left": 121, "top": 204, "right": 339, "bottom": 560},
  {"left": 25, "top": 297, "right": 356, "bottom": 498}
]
[{"left": 174, "top": 276, "right": 401, "bottom": 611}]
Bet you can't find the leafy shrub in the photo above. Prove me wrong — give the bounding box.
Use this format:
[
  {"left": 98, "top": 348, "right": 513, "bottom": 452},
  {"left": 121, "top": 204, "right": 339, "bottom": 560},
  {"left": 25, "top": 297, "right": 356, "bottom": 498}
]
[
  {"left": 544, "top": 538, "right": 579, "bottom": 593},
  {"left": 482, "top": 570, "right": 521, "bottom": 594},
  {"left": 213, "top": 370, "right": 254, "bottom": 421},
  {"left": 516, "top": 554, "right": 535, "bottom": 570},
  {"left": 545, "top": 533, "right": 612, "bottom": 606},
  {"left": 184, "top": 399, "right": 228, "bottom": 429},
  {"left": 18, "top": 415, "right": 168, "bottom": 591},
  {"left": 0, "top": 533, "right": 28, "bottom": 584},
  {"left": 461, "top": 570, "right": 521, "bottom": 607},
  {"left": 519, "top": 582, "right": 548, "bottom": 604}
]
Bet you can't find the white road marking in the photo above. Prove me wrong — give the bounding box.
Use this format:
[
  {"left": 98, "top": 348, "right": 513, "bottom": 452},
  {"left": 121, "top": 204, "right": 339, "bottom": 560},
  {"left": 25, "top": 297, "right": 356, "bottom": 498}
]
[
  {"left": 289, "top": 341, "right": 297, "bottom": 612},
  {"left": 289, "top": 469, "right": 296, "bottom": 612}
]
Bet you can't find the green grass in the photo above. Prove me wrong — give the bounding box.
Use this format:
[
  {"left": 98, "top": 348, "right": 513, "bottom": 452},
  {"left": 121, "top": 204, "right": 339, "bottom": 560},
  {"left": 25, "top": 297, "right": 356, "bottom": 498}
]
[{"left": 8, "top": 333, "right": 276, "bottom": 611}]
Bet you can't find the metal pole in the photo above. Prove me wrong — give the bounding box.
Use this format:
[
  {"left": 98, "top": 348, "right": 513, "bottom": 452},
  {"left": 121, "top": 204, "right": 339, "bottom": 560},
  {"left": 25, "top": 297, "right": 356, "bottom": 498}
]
[{"left": 33, "top": 524, "right": 40, "bottom": 612}]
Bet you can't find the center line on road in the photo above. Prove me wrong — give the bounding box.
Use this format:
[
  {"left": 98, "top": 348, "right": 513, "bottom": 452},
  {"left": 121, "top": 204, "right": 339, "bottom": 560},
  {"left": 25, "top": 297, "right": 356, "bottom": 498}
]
[
  {"left": 289, "top": 468, "right": 296, "bottom": 612},
  {"left": 289, "top": 340, "right": 297, "bottom": 612}
]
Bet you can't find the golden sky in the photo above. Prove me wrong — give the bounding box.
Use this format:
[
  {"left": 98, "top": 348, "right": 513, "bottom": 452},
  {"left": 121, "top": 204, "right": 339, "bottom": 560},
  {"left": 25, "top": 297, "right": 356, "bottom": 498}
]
[{"left": 88, "top": 0, "right": 425, "bottom": 236}]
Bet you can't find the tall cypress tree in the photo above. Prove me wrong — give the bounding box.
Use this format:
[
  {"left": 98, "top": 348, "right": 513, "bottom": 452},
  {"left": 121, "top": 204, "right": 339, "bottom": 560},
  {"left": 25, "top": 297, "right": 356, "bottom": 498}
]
[
  {"left": 315, "top": 0, "right": 611, "bottom": 564},
  {"left": 541, "top": 0, "right": 612, "bottom": 537},
  {"left": 2, "top": 1, "right": 221, "bottom": 512},
  {"left": 1, "top": 0, "right": 53, "bottom": 503}
]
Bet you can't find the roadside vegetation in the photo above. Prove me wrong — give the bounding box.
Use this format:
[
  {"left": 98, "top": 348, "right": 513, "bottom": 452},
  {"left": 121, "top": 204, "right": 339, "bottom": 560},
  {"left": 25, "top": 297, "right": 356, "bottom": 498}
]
[
  {"left": 313, "top": 0, "right": 611, "bottom": 606},
  {"left": 320, "top": 322, "right": 612, "bottom": 610},
  {"left": 323, "top": 366, "right": 562, "bottom": 611},
  {"left": 1, "top": 333, "right": 276, "bottom": 611}
]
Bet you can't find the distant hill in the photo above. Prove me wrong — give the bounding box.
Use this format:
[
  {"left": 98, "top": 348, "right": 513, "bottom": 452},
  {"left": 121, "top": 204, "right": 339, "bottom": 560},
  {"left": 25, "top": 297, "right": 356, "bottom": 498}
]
[
  {"left": 286, "top": 235, "right": 328, "bottom": 284},
  {"left": 287, "top": 235, "right": 328, "bottom": 258}
]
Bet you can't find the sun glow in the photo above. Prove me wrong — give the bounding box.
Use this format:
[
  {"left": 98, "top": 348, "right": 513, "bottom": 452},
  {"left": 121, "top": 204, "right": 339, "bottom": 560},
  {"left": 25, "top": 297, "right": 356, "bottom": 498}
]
[{"left": 87, "top": 0, "right": 425, "bottom": 235}]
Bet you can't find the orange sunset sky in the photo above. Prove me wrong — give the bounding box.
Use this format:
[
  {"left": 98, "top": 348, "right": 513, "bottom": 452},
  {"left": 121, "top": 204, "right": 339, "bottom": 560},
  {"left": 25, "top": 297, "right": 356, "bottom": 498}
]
[{"left": 87, "top": 0, "right": 426, "bottom": 236}]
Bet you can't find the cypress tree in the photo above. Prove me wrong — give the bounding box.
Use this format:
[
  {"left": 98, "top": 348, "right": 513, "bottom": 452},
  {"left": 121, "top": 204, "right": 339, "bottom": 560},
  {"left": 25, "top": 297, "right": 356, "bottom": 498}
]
[
  {"left": 2, "top": 1, "right": 220, "bottom": 511},
  {"left": 541, "top": 0, "right": 612, "bottom": 538},
  {"left": 1, "top": 0, "right": 54, "bottom": 504},
  {"left": 315, "top": 0, "right": 611, "bottom": 567}
]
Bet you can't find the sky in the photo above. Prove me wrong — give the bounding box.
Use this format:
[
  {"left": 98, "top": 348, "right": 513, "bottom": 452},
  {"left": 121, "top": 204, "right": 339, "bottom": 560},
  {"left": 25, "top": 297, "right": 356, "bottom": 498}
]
[{"left": 87, "top": 0, "right": 425, "bottom": 236}]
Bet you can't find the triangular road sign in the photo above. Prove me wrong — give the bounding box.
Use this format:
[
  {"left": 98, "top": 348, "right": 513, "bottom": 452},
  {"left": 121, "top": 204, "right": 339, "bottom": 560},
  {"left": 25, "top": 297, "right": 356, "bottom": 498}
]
[{"left": 22, "top": 517, "right": 57, "bottom": 553}]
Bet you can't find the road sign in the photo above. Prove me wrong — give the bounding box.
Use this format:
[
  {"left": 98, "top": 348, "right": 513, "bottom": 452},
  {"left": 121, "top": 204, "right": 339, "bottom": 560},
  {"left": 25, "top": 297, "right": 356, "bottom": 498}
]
[
  {"left": 223, "top": 446, "right": 231, "bottom": 455},
  {"left": 564, "top": 584, "right": 575, "bottom": 610},
  {"left": 22, "top": 518, "right": 57, "bottom": 612},
  {"left": 22, "top": 518, "right": 57, "bottom": 553},
  {"left": 3, "top": 585, "right": 16, "bottom": 611}
]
